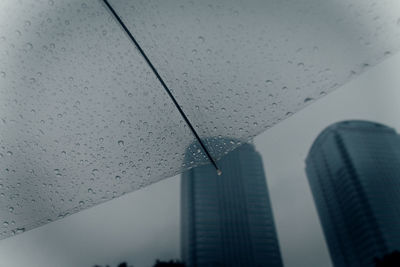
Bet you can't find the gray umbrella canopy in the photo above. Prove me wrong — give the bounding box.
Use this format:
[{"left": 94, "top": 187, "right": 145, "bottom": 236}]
[{"left": 0, "top": 0, "right": 399, "bottom": 239}]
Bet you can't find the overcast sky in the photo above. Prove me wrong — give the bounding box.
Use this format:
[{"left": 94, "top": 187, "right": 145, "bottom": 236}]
[{"left": 0, "top": 46, "right": 400, "bottom": 267}]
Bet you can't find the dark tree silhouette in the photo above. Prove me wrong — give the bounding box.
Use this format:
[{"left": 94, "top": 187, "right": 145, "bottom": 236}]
[
  {"left": 375, "top": 250, "right": 400, "bottom": 267},
  {"left": 153, "top": 259, "right": 185, "bottom": 267}
]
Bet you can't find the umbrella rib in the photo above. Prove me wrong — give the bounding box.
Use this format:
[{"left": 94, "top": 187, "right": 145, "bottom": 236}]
[{"left": 102, "top": 0, "right": 222, "bottom": 175}]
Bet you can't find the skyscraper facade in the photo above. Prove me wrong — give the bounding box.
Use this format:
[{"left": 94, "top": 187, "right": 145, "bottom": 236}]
[
  {"left": 306, "top": 121, "right": 400, "bottom": 267},
  {"left": 181, "top": 141, "right": 283, "bottom": 267}
]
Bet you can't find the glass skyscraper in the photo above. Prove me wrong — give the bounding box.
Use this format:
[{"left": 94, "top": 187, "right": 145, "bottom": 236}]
[
  {"left": 181, "top": 141, "right": 283, "bottom": 267},
  {"left": 305, "top": 121, "right": 400, "bottom": 267}
]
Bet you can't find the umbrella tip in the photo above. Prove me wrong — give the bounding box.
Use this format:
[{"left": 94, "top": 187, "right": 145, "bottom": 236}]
[{"left": 216, "top": 169, "right": 222, "bottom": 176}]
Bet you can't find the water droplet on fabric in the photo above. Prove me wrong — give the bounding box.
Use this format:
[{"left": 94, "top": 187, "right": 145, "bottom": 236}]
[
  {"left": 16, "top": 228, "right": 25, "bottom": 234},
  {"left": 25, "top": 43, "right": 33, "bottom": 50}
]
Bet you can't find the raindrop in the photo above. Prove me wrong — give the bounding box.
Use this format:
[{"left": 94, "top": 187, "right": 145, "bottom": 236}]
[
  {"left": 304, "top": 97, "right": 314, "bottom": 103},
  {"left": 3, "top": 221, "right": 8, "bottom": 226},
  {"left": 25, "top": 43, "right": 33, "bottom": 50},
  {"left": 265, "top": 80, "right": 273, "bottom": 85},
  {"left": 15, "top": 228, "right": 25, "bottom": 234},
  {"left": 349, "top": 70, "right": 357, "bottom": 77},
  {"left": 198, "top": 36, "right": 205, "bottom": 43},
  {"left": 9, "top": 207, "right": 14, "bottom": 213},
  {"left": 6, "top": 151, "right": 12, "bottom": 156},
  {"left": 118, "top": 140, "right": 124, "bottom": 147},
  {"left": 0, "top": 72, "right": 5, "bottom": 78},
  {"left": 88, "top": 188, "right": 93, "bottom": 194},
  {"left": 115, "top": 175, "right": 121, "bottom": 180}
]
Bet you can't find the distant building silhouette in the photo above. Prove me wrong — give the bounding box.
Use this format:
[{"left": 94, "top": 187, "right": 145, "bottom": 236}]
[
  {"left": 181, "top": 140, "right": 283, "bottom": 267},
  {"left": 306, "top": 121, "right": 400, "bottom": 267}
]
